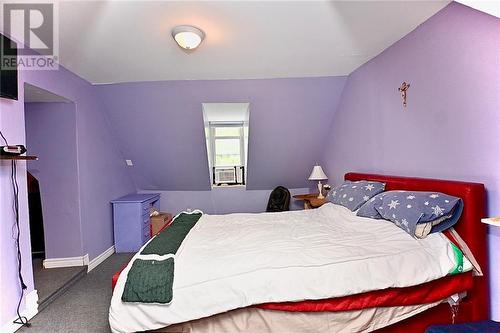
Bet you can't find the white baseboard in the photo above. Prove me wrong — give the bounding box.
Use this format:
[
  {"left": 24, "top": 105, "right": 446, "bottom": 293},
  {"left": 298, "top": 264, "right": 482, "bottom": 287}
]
[
  {"left": 1, "top": 290, "right": 38, "bottom": 333},
  {"left": 43, "top": 255, "right": 87, "bottom": 269},
  {"left": 88, "top": 245, "right": 115, "bottom": 272},
  {"left": 41, "top": 245, "right": 114, "bottom": 271},
  {"left": 83, "top": 253, "right": 90, "bottom": 266}
]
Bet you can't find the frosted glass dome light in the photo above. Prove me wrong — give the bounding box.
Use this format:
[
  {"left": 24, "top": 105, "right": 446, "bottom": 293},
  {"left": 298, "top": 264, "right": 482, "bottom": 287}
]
[{"left": 172, "top": 25, "right": 205, "bottom": 50}]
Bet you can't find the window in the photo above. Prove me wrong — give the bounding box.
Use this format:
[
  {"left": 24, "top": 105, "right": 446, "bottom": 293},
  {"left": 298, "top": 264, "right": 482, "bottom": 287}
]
[
  {"left": 211, "top": 123, "right": 244, "bottom": 168},
  {"left": 202, "top": 103, "right": 250, "bottom": 187}
]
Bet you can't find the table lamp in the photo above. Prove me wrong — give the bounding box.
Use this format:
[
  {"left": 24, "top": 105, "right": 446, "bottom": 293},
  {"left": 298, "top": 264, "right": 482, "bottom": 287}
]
[
  {"left": 308, "top": 165, "right": 328, "bottom": 199},
  {"left": 481, "top": 217, "right": 500, "bottom": 227}
]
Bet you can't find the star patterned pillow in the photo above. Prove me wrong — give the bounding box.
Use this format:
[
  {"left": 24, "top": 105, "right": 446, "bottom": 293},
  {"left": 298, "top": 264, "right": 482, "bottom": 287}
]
[
  {"left": 328, "top": 180, "right": 385, "bottom": 211},
  {"left": 357, "top": 193, "right": 385, "bottom": 219},
  {"left": 358, "top": 190, "right": 463, "bottom": 238}
]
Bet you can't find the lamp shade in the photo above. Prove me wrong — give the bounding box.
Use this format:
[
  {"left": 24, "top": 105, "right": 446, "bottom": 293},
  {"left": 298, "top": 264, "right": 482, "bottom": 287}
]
[{"left": 308, "top": 165, "right": 328, "bottom": 181}]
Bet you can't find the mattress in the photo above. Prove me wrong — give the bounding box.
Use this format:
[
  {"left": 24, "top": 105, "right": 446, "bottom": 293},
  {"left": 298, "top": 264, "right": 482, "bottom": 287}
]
[{"left": 110, "top": 203, "right": 466, "bottom": 333}]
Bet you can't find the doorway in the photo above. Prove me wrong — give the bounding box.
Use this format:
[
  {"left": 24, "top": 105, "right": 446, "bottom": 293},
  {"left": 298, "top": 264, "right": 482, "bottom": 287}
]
[
  {"left": 24, "top": 83, "right": 86, "bottom": 309},
  {"left": 27, "top": 171, "right": 45, "bottom": 259}
]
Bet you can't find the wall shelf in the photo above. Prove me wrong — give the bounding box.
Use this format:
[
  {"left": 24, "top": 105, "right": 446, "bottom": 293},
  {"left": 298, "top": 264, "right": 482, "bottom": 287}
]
[{"left": 0, "top": 155, "right": 38, "bottom": 160}]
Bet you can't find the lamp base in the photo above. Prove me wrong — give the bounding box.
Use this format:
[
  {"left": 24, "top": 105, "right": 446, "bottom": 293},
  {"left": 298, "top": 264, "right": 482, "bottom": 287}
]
[{"left": 317, "top": 181, "right": 324, "bottom": 199}]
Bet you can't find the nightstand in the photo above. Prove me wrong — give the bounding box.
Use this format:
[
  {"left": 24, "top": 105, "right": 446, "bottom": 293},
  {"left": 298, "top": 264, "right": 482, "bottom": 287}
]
[{"left": 293, "top": 193, "right": 328, "bottom": 209}]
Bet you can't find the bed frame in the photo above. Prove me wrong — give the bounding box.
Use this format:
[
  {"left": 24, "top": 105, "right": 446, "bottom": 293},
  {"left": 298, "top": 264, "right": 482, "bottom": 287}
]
[{"left": 345, "top": 173, "right": 489, "bottom": 332}]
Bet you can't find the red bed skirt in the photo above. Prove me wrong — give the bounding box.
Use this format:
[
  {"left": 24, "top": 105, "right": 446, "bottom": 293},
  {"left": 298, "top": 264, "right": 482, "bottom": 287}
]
[
  {"left": 113, "top": 263, "right": 472, "bottom": 313},
  {"left": 257, "top": 272, "right": 472, "bottom": 312}
]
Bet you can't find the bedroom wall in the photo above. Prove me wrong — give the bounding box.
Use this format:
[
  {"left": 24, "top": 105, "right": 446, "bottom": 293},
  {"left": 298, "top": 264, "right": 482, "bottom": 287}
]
[
  {"left": 21, "top": 68, "right": 135, "bottom": 256},
  {"left": 0, "top": 80, "right": 34, "bottom": 329},
  {"left": 96, "top": 76, "right": 347, "bottom": 192},
  {"left": 0, "top": 44, "right": 135, "bottom": 328},
  {"left": 25, "top": 102, "right": 82, "bottom": 258},
  {"left": 141, "top": 187, "right": 308, "bottom": 215},
  {"left": 320, "top": 2, "right": 500, "bottom": 319}
]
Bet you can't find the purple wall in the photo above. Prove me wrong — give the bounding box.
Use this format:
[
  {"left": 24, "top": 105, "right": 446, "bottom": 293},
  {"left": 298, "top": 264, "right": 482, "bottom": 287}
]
[
  {"left": 97, "top": 77, "right": 347, "bottom": 191},
  {"left": 0, "top": 82, "right": 34, "bottom": 328},
  {"left": 0, "top": 44, "right": 135, "bottom": 326},
  {"left": 321, "top": 2, "right": 500, "bottom": 318},
  {"left": 25, "top": 102, "right": 82, "bottom": 258},
  {"left": 20, "top": 70, "right": 136, "bottom": 262},
  {"left": 141, "top": 187, "right": 309, "bottom": 216}
]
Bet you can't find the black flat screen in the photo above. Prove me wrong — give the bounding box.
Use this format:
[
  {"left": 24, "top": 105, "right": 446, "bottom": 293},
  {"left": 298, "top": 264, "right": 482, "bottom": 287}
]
[{"left": 0, "top": 33, "right": 18, "bottom": 100}]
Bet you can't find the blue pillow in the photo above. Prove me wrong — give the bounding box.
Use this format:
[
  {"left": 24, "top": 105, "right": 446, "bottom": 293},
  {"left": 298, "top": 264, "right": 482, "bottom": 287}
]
[
  {"left": 358, "top": 191, "right": 463, "bottom": 238},
  {"left": 328, "top": 181, "right": 385, "bottom": 211},
  {"left": 357, "top": 193, "right": 385, "bottom": 219}
]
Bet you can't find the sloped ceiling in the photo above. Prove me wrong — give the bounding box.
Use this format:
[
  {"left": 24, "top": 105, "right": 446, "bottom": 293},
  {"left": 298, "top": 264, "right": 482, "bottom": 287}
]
[
  {"left": 75, "top": 1, "right": 452, "bottom": 191},
  {"left": 98, "top": 77, "right": 347, "bottom": 190},
  {"left": 24, "top": 83, "right": 72, "bottom": 103},
  {"left": 202, "top": 103, "right": 249, "bottom": 122},
  {"left": 55, "top": 0, "right": 449, "bottom": 83}
]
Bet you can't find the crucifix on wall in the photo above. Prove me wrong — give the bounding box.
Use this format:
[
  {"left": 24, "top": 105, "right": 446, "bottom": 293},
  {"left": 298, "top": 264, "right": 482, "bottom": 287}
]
[{"left": 398, "top": 82, "right": 410, "bottom": 108}]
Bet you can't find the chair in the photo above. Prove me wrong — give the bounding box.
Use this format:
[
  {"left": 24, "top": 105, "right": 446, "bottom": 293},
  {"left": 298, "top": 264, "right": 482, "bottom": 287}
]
[{"left": 266, "top": 186, "right": 291, "bottom": 212}]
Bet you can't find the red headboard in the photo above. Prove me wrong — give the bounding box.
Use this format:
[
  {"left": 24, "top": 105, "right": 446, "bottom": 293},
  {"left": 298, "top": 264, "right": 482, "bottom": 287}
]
[{"left": 345, "top": 172, "right": 489, "bottom": 321}]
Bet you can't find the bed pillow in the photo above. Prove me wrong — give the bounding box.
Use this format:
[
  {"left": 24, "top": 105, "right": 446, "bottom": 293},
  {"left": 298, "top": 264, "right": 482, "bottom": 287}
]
[
  {"left": 328, "top": 180, "right": 385, "bottom": 211},
  {"left": 374, "top": 191, "right": 463, "bottom": 238},
  {"left": 357, "top": 192, "right": 385, "bottom": 219}
]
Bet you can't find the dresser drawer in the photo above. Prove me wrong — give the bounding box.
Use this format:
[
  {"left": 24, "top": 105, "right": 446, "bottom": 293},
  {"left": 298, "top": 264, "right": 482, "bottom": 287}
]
[
  {"left": 142, "top": 215, "right": 150, "bottom": 228},
  {"left": 142, "top": 203, "right": 152, "bottom": 215},
  {"left": 142, "top": 225, "right": 151, "bottom": 243}
]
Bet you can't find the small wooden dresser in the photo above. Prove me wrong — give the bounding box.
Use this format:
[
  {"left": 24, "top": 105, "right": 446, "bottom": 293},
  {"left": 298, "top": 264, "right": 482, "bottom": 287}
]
[{"left": 111, "top": 193, "right": 160, "bottom": 253}]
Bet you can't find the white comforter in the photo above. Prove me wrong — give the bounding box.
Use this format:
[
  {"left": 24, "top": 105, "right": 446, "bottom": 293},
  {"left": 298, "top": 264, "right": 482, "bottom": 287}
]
[{"left": 109, "top": 203, "right": 458, "bottom": 333}]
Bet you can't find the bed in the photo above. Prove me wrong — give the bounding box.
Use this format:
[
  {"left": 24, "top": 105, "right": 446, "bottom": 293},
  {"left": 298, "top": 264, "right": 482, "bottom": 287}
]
[{"left": 109, "top": 173, "right": 489, "bottom": 333}]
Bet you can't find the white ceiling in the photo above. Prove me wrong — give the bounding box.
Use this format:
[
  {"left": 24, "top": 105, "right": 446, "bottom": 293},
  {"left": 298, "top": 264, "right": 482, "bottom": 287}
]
[
  {"left": 56, "top": 0, "right": 450, "bottom": 84},
  {"left": 456, "top": 0, "right": 500, "bottom": 18}
]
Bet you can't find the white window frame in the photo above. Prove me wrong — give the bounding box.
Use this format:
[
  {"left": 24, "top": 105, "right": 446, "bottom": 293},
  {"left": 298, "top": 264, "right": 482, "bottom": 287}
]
[
  {"left": 209, "top": 121, "right": 245, "bottom": 169},
  {"left": 202, "top": 102, "right": 250, "bottom": 188}
]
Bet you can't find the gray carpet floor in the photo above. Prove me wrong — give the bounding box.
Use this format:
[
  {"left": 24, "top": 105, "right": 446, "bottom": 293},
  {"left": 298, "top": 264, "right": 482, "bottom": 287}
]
[
  {"left": 33, "top": 258, "right": 86, "bottom": 306},
  {"left": 19, "top": 253, "right": 134, "bottom": 333}
]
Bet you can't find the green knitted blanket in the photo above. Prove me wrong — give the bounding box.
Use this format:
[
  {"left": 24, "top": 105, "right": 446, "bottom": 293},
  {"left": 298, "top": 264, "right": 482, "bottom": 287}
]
[{"left": 122, "top": 212, "right": 202, "bottom": 303}]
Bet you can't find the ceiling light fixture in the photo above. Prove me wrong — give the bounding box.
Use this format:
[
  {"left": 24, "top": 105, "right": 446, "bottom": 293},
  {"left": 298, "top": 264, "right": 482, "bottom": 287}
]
[{"left": 172, "top": 25, "right": 205, "bottom": 50}]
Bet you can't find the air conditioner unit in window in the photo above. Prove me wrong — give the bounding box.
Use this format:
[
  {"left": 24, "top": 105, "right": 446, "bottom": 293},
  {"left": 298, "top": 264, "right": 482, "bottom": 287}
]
[{"left": 215, "top": 168, "right": 236, "bottom": 184}]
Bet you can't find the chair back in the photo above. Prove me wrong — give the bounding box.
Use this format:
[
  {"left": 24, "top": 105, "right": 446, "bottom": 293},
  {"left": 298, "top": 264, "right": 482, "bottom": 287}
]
[{"left": 266, "top": 186, "right": 291, "bottom": 212}]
